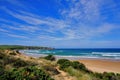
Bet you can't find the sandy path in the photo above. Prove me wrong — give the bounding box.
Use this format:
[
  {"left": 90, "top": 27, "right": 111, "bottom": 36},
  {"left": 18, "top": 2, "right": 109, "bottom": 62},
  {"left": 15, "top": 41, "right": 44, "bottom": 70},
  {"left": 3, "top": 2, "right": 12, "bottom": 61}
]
[
  {"left": 54, "top": 67, "right": 76, "bottom": 80},
  {"left": 79, "top": 59, "right": 120, "bottom": 73}
]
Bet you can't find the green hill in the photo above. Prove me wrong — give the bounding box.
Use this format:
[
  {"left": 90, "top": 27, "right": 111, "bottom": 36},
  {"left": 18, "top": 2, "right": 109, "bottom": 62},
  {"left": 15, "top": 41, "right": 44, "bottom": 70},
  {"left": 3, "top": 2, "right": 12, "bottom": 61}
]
[{"left": 0, "top": 45, "right": 54, "bottom": 50}]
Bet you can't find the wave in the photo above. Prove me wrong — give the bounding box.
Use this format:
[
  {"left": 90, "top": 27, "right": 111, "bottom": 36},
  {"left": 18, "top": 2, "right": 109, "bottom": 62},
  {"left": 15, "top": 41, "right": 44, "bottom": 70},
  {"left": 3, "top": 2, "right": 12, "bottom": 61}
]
[
  {"left": 20, "top": 50, "right": 120, "bottom": 60},
  {"left": 20, "top": 50, "right": 39, "bottom": 53},
  {"left": 92, "top": 52, "right": 120, "bottom": 55},
  {"left": 55, "top": 55, "right": 101, "bottom": 58},
  {"left": 102, "top": 54, "right": 120, "bottom": 57}
]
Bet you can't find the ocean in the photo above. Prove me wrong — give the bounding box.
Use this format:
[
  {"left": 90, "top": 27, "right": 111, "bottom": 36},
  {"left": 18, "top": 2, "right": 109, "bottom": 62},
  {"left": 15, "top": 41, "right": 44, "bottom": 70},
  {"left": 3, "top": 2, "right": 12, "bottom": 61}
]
[{"left": 20, "top": 48, "right": 120, "bottom": 60}]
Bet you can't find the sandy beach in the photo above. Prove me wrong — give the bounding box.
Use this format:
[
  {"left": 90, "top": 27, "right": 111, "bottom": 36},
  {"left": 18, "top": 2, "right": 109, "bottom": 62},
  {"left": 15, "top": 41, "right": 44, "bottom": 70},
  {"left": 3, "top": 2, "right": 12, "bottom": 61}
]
[
  {"left": 22, "top": 53, "right": 120, "bottom": 73},
  {"left": 79, "top": 59, "right": 120, "bottom": 73}
]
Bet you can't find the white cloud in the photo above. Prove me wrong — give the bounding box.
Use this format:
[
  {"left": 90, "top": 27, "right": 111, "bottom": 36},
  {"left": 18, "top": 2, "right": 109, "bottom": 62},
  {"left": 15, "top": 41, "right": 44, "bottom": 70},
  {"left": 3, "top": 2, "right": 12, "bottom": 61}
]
[
  {"left": 60, "top": 0, "right": 103, "bottom": 22},
  {"left": 5, "top": 33, "right": 28, "bottom": 39},
  {"left": 10, "top": 25, "right": 40, "bottom": 32},
  {"left": 1, "top": 24, "right": 40, "bottom": 33},
  {"left": 0, "top": 28, "right": 9, "bottom": 32},
  {"left": 3, "top": 8, "right": 68, "bottom": 29}
]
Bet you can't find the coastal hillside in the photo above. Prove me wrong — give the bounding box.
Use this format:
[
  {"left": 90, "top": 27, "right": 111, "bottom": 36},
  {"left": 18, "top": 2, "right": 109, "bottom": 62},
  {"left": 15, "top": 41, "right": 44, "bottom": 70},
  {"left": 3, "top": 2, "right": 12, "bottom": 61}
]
[
  {"left": 0, "top": 45, "right": 54, "bottom": 50},
  {"left": 0, "top": 49, "right": 120, "bottom": 80}
]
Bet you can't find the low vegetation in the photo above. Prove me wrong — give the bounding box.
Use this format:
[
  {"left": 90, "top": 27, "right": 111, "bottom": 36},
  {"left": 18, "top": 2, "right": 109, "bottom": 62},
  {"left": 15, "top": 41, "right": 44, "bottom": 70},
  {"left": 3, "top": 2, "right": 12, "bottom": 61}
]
[
  {"left": 0, "top": 50, "right": 55, "bottom": 80},
  {"left": 92, "top": 72, "right": 120, "bottom": 80},
  {"left": 43, "top": 66, "right": 60, "bottom": 75},
  {"left": 0, "top": 66, "right": 54, "bottom": 80},
  {"left": 57, "top": 59, "right": 120, "bottom": 80},
  {"left": 0, "top": 49, "right": 120, "bottom": 80},
  {"left": 57, "top": 59, "right": 88, "bottom": 71},
  {"left": 44, "top": 54, "right": 56, "bottom": 61}
]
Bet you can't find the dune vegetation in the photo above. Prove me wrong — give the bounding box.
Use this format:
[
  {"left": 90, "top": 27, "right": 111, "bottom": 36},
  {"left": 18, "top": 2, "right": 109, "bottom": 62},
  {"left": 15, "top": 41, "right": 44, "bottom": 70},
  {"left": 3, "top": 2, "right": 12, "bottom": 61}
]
[{"left": 0, "top": 48, "right": 120, "bottom": 80}]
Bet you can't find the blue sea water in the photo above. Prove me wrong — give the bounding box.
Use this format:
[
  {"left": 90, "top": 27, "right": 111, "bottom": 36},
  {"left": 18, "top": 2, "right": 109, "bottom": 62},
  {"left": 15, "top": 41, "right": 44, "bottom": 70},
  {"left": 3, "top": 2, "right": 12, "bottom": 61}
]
[{"left": 20, "top": 48, "right": 120, "bottom": 60}]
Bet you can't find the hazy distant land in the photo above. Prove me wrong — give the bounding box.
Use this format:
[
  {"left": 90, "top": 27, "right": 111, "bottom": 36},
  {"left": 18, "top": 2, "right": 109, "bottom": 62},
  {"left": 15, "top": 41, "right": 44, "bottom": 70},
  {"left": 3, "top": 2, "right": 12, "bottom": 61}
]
[{"left": 0, "top": 45, "right": 54, "bottom": 50}]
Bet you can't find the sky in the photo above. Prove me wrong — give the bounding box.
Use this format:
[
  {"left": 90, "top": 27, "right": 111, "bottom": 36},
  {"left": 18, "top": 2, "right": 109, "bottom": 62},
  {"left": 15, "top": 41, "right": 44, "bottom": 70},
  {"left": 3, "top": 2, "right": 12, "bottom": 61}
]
[{"left": 0, "top": 0, "right": 120, "bottom": 48}]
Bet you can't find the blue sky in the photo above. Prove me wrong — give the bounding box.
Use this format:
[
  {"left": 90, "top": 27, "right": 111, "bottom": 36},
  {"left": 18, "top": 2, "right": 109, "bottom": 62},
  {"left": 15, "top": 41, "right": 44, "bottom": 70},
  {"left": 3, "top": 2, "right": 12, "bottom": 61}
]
[{"left": 0, "top": 0, "right": 120, "bottom": 48}]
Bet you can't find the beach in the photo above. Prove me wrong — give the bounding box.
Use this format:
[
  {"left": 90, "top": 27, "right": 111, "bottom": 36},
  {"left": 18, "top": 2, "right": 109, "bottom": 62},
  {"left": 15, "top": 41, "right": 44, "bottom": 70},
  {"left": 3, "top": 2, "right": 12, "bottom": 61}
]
[
  {"left": 21, "top": 49, "right": 120, "bottom": 74},
  {"left": 56, "top": 56, "right": 120, "bottom": 73},
  {"left": 23, "top": 53, "right": 120, "bottom": 73},
  {"left": 79, "top": 59, "right": 120, "bottom": 73}
]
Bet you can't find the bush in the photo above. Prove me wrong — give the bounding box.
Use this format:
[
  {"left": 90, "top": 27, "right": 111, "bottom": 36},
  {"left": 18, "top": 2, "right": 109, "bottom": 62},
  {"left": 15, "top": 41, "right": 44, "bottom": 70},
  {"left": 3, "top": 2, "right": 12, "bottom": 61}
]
[
  {"left": 15, "top": 50, "right": 20, "bottom": 54},
  {"left": 0, "top": 66, "right": 54, "bottom": 80},
  {"left": 57, "top": 59, "right": 72, "bottom": 70},
  {"left": 9, "top": 52, "right": 16, "bottom": 55},
  {"left": 71, "top": 61, "right": 87, "bottom": 71},
  {"left": 57, "top": 59, "right": 89, "bottom": 72},
  {"left": 13, "top": 58, "right": 28, "bottom": 68},
  {"left": 93, "top": 72, "right": 103, "bottom": 79},
  {"left": 0, "top": 52, "right": 5, "bottom": 59},
  {"left": 59, "top": 61, "right": 72, "bottom": 70},
  {"left": 44, "top": 66, "right": 60, "bottom": 75},
  {"left": 0, "top": 65, "right": 5, "bottom": 76},
  {"left": 71, "top": 61, "right": 80, "bottom": 69},
  {"left": 102, "top": 72, "right": 119, "bottom": 80},
  {"left": 92, "top": 72, "right": 120, "bottom": 80},
  {"left": 3, "top": 56, "right": 16, "bottom": 65},
  {"left": 44, "top": 54, "right": 56, "bottom": 61},
  {"left": 57, "top": 59, "right": 70, "bottom": 65}
]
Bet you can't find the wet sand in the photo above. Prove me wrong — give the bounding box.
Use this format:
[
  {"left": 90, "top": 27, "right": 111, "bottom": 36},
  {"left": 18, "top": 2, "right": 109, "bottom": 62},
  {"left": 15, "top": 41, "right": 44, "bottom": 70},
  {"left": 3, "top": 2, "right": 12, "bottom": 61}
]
[{"left": 79, "top": 59, "right": 120, "bottom": 73}]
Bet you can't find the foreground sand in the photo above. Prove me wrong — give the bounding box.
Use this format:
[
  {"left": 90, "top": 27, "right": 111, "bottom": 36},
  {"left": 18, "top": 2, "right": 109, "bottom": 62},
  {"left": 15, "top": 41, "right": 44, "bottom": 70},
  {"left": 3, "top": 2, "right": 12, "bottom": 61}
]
[{"left": 79, "top": 59, "right": 120, "bottom": 73}]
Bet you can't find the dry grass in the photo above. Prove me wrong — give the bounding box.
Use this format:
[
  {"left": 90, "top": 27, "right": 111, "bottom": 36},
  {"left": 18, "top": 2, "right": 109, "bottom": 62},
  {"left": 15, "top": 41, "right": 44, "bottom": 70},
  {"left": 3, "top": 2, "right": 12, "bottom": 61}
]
[{"left": 65, "top": 66, "right": 92, "bottom": 80}]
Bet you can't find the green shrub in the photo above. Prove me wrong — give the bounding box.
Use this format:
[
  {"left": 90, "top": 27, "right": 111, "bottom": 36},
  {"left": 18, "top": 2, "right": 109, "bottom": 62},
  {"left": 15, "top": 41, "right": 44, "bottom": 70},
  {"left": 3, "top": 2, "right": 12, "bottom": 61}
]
[
  {"left": 15, "top": 50, "right": 20, "bottom": 54},
  {"left": 0, "top": 53, "right": 5, "bottom": 59},
  {"left": 57, "top": 59, "right": 88, "bottom": 71},
  {"left": 102, "top": 72, "right": 120, "bottom": 80},
  {"left": 71, "top": 61, "right": 87, "bottom": 71},
  {"left": 9, "top": 52, "right": 16, "bottom": 55},
  {"left": 44, "top": 66, "right": 60, "bottom": 75},
  {"left": 57, "top": 59, "right": 72, "bottom": 70},
  {"left": 93, "top": 72, "right": 103, "bottom": 79},
  {"left": 116, "top": 73, "right": 120, "bottom": 80},
  {"left": 3, "top": 56, "right": 16, "bottom": 65},
  {"left": 71, "top": 61, "right": 80, "bottom": 69},
  {"left": 0, "top": 66, "right": 54, "bottom": 80},
  {"left": 13, "top": 58, "right": 28, "bottom": 68},
  {"left": 57, "top": 59, "right": 70, "bottom": 65},
  {"left": 92, "top": 72, "right": 120, "bottom": 80},
  {"left": 44, "top": 54, "right": 56, "bottom": 61},
  {"left": 59, "top": 61, "right": 72, "bottom": 70},
  {"left": 0, "top": 65, "right": 5, "bottom": 76}
]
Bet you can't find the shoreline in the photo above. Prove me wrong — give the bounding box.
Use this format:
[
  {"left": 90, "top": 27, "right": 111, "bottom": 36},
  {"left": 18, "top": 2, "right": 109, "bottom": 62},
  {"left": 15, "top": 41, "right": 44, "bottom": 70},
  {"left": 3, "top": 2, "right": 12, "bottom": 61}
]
[{"left": 22, "top": 53, "right": 120, "bottom": 61}]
